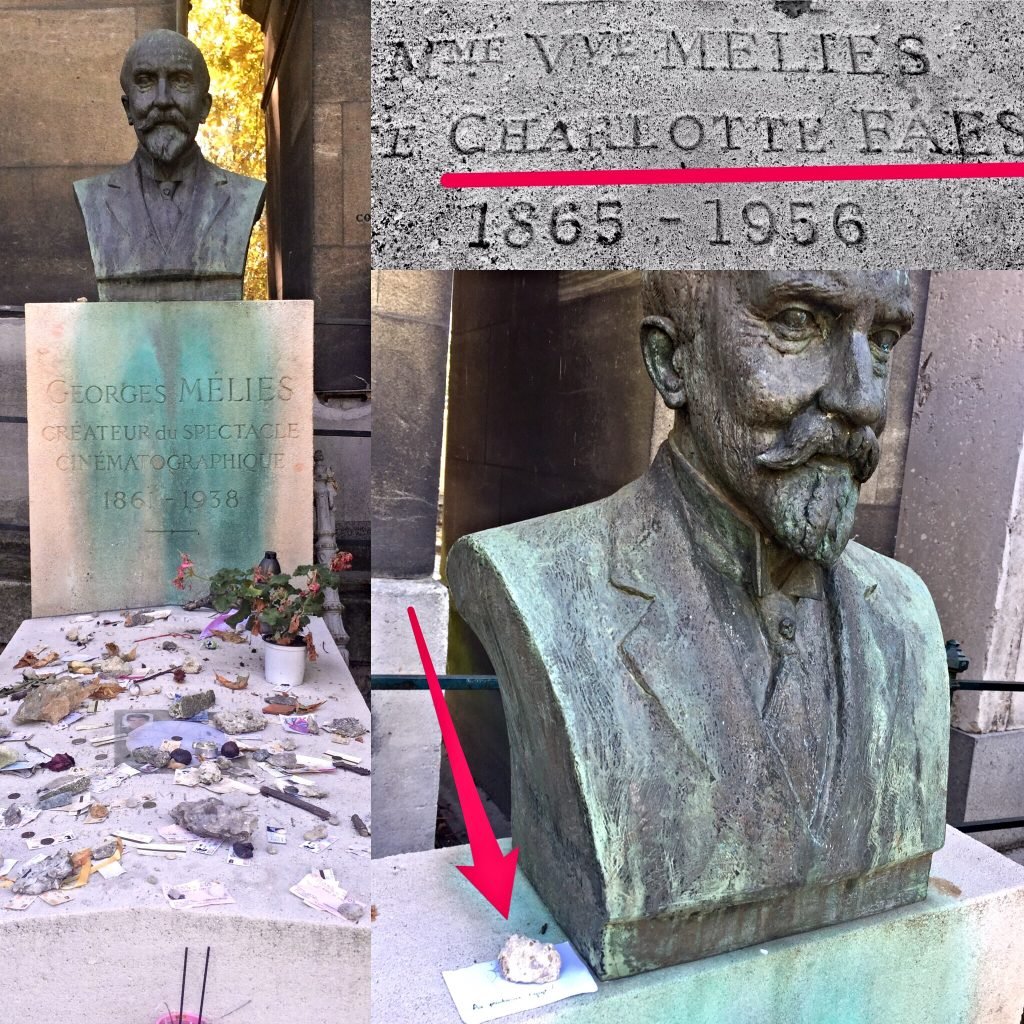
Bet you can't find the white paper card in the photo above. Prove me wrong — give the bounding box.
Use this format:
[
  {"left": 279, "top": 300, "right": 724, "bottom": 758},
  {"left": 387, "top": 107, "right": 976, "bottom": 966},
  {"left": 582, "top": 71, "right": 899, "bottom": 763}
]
[{"left": 442, "top": 942, "right": 597, "bottom": 1024}]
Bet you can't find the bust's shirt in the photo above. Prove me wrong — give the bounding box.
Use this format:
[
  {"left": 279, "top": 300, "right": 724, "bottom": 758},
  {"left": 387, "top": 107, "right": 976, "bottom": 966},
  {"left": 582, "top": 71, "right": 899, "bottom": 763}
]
[
  {"left": 134, "top": 145, "right": 200, "bottom": 248},
  {"left": 665, "top": 436, "right": 840, "bottom": 837}
]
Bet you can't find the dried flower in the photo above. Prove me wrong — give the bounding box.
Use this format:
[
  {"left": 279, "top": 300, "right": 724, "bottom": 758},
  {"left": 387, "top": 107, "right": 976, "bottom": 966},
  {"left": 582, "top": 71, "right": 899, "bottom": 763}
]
[{"left": 330, "top": 551, "right": 353, "bottom": 573}]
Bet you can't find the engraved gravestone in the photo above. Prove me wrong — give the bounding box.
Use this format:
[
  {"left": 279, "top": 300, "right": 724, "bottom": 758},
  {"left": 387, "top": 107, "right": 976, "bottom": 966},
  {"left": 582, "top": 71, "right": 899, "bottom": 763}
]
[
  {"left": 25, "top": 302, "right": 313, "bottom": 615},
  {"left": 373, "top": 0, "right": 1024, "bottom": 268}
]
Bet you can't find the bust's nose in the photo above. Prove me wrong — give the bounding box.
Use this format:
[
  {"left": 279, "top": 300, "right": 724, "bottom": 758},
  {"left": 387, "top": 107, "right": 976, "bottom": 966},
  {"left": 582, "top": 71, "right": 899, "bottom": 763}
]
[
  {"left": 154, "top": 74, "right": 173, "bottom": 107},
  {"left": 818, "top": 330, "right": 884, "bottom": 428}
]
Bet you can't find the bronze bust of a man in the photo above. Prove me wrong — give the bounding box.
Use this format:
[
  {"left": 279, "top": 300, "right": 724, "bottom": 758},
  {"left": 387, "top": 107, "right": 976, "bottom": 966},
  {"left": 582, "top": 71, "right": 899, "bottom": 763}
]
[
  {"left": 74, "top": 30, "right": 265, "bottom": 301},
  {"left": 447, "top": 271, "right": 949, "bottom": 979}
]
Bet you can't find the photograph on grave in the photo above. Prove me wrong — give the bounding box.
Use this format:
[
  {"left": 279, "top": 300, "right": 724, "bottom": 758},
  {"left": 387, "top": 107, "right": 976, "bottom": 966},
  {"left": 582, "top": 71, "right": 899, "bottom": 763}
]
[
  {"left": 1, "top": 4, "right": 372, "bottom": 1024},
  {"left": 373, "top": 0, "right": 1024, "bottom": 270},
  {"left": 370, "top": 269, "right": 1024, "bottom": 1021}
]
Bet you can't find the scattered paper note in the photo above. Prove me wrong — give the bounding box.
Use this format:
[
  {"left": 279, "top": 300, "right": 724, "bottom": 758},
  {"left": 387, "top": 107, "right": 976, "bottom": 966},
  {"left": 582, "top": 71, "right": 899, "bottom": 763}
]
[
  {"left": 163, "top": 879, "right": 234, "bottom": 909},
  {"left": 5, "top": 894, "right": 35, "bottom": 911},
  {"left": 289, "top": 871, "right": 350, "bottom": 918},
  {"left": 39, "top": 890, "right": 73, "bottom": 906},
  {"left": 25, "top": 833, "right": 74, "bottom": 850}
]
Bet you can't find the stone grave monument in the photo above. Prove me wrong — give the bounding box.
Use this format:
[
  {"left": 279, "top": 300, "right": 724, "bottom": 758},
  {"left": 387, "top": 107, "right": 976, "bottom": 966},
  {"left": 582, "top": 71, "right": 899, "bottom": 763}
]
[
  {"left": 3, "top": 30, "right": 368, "bottom": 1024},
  {"left": 27, "top": 29, "right": 312, "bottom": 615}
]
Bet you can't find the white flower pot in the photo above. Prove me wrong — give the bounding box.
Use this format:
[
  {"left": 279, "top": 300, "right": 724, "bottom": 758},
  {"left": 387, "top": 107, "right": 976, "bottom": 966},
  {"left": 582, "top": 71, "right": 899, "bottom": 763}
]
[{"left": 263, "top": 637, "right": 308, "bottom": 687}]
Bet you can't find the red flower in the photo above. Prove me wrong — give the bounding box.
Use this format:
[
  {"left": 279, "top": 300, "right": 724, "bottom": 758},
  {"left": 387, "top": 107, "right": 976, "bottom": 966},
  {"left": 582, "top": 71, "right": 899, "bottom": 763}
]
[{"left": 330, "top": 551, "right": 353, "bottom": 573}]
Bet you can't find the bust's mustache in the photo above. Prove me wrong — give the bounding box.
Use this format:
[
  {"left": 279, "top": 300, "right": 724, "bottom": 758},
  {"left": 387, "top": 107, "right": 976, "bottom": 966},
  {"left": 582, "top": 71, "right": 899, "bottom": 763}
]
[
  {"left": 756, "top": 408, "right": 880, "bottom": 483},
  {"left": 136, "top": 109, "right": 190, "bottom": 134}
]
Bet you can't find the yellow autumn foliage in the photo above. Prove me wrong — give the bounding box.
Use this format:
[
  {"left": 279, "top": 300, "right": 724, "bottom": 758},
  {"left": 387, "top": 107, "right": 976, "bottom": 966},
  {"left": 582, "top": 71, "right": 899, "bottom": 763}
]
[{"left": 190, "top": 1, "right": 268, "bottom": 299}]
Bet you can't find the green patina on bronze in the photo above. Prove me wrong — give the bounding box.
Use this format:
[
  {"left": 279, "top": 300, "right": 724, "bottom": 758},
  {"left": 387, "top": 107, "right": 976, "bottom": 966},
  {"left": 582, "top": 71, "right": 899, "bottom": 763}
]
[
  {"left": 63, "top": 302, "right": 290, "bottom": 607},
  {"left": 73, "top": 30, "right": 265, "bottom": 302},
  {"left": 447, "top": 271, "right": 950, "bottom": 979}
]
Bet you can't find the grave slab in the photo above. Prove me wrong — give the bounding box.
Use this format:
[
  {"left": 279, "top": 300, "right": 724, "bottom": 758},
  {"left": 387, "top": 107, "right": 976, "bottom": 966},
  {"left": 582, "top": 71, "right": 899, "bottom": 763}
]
[
  {"left": 0, "top": 608, "right": 369, "bottom": 1024},
  {"left": 371, "top": 828, "right": 1024, "bottom": 1024},
  {"left": 25, "top": 301, "right": 314, "bottom": 616}
]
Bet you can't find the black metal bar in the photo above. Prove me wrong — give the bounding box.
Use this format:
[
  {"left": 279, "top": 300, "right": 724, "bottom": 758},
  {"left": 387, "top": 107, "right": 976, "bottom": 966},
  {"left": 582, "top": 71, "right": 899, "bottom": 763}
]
[
  {"left": 371, "top": 674, "right": 499, "bottom": 691},
  {"left": 950, "top": 681, "right": 1024, "bottom": 693},
  {"left": 197, "top": 947, "right": 210, "bottom": 1024},
  {"left": 313, "top": 429, "right": 371, "bottom": 438},
  {"left": 0, "top": 416, "right": 26, "bottom": 424},
  {"left": 956, "top": 817, "right": 1024, "bottom": 833},
  {"left": 177, "top": 947, "right": 188, "bottom": 1024}
]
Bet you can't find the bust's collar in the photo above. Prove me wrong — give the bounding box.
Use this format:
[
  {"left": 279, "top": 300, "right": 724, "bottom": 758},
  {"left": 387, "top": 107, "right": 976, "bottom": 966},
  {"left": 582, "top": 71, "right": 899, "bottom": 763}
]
[
  {"left": 663, "top": 436, "right": 824, "bottom": 601},
  {"left": 133, "top": 142, "right": 202, "bottom": 183}
]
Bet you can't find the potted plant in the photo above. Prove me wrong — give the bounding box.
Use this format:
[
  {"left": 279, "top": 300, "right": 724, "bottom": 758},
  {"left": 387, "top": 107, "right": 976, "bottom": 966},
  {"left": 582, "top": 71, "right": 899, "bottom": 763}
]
[{"left": 173, "top": 551, "right": 353, "bottom": 686}]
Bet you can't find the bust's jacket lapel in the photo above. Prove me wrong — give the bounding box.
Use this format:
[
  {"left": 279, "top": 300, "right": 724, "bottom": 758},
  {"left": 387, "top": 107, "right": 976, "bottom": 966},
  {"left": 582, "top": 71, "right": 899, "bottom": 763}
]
[
  {"left": 175, "top": 158, "right": 231, "bottom": 268},
  {"left": 98, "top": 161, "right": 165, "bottom": 277},
  {"left": 607, "top": 448, "right": 816, "bottom": 909}
]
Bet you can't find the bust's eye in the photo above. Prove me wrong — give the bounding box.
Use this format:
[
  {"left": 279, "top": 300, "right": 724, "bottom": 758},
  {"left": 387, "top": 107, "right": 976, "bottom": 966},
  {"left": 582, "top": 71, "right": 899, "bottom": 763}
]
[
  {"left": 769, "top": 306, "right": 825, "bottom": 353},
  {"left": 777, "top": 308, "right": 813, "bottom": 331},
  {"left": 870, "top": 327, "right": 901, "bottom": 358}
]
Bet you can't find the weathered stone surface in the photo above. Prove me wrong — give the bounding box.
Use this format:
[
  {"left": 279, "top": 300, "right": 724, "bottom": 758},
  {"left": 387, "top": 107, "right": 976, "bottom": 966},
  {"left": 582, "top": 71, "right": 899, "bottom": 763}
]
[
  {"left": 498, "top": 934, "right": 562, "bottom": 984},
  {"left": 10, "top": 849, "right": 75, "bottom": 895},
  {"left": 210, "top": 708, "right": 267, "bottom": 735},
  {"left": 374, "top": 1, "right": 1024, "bottom": 269},
  {"left": 896, "top": 271, "right": 1024, "bottom": 732},
  {"left": 168, "top": 690, "right": 216, "bottom": 721},
  {"left": 25, "top": 301, "right": 314, "bottom": 617},
  {"left": 14, "top": 677, "right": 87, "bottom": 725},
  {"left": 170, "top": 797, "right": 257, "bottom": 843},
  {"left": 197, "top": 761, "right": 223, "bottom": 785},
  {"left": 324, "top": 716, "right": 368, "bottom": 738},
  {"left": 371, "top": 271, "right": 452, "bottom": 576},
  {"left": 129, "top": 746, "right": 171, "bottom": 769},
  {"left": 446, "top": 271, "right": 949, "bottom": 977},
  {"left": 36, "top": 774, "right": 90, "bottom": 810}
]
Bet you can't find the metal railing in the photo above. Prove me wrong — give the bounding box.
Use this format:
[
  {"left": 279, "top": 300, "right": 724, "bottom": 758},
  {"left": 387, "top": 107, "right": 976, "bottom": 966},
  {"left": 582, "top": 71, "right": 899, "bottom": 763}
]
[{"left": 947, "top": 640, "right": 1024, "bottom": 834}]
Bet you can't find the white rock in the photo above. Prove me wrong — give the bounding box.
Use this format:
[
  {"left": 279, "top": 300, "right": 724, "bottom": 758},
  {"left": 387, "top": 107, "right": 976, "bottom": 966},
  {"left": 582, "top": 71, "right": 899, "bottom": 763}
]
[{"left": 497, "top": 934, "right": 561, "bottom": 984}]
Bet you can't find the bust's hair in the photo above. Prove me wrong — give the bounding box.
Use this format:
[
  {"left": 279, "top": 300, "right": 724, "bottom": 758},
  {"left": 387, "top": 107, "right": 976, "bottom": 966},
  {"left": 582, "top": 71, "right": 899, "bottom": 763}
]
[
  {"left": 120, "top": 29, "right": 211, "bottom": 95},
  {"left": 640, "top": 271, "right": 715, "bottom": 343}
]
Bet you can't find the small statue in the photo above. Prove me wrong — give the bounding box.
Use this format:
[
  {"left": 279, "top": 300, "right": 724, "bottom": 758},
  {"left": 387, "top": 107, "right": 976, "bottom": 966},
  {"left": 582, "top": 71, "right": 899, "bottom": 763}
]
[
  {"left": 447, "top": 271, "right": 949, "bottom": 978},
  {"left": 74, "top": 30, "right": 265, "bottom": 301}
]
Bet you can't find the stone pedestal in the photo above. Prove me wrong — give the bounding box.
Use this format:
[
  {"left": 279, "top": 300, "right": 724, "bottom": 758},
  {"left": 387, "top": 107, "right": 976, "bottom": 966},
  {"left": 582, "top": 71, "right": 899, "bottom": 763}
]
[
  {"left": 25, "top": 301, "right": 314, "bottom": 615},
  {"left": 371, "top": 828, "right": 1024, "bottom": 1024},
  {"left": 370, "top": 575, "right": 447, "bottom": 857},
  {"left": 0, "top": 609, "right": 369, "bottom": 1024}
]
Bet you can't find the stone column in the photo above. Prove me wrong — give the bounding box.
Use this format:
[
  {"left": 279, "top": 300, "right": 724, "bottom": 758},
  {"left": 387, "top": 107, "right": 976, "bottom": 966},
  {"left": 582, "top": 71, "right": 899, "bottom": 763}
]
[
  {"left": 370, "top": 270, "right": 453, "bottom": 857},
  {"left": 896, "top": 270, "right": 1024, "bottom": 853},
  {"left": 243, "top": 0, "right": 370, "bottom": 394}
]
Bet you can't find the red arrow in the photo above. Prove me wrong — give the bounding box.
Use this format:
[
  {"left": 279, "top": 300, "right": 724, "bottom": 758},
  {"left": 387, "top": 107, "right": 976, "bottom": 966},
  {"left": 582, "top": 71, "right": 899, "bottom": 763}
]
[{"left": 408, "top": 605, "right": 519, "bottom": 917}]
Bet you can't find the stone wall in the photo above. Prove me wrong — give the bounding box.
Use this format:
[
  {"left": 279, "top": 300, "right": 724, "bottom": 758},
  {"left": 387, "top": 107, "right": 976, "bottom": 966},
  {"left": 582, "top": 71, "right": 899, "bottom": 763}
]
[
  {"left": 0, "top": 0, "right": 176, "bottom": 305},
  {"left": 244, "top": 0, "right": 370, "bottom": 395},
  {"left": 897, "top": 271, "right": 1024, "bottom": 731}
]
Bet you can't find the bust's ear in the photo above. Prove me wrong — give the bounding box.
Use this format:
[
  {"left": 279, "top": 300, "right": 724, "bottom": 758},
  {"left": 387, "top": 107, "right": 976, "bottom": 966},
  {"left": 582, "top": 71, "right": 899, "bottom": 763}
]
[
  {"left": 200, "top": 93, "right": 213, "bottom": 124},
  {"left": 641, "top": 316, "right": 687, "bottom": 410},
  {"left": 121, "top": 95, "right": 132, "bottom": 125}
]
